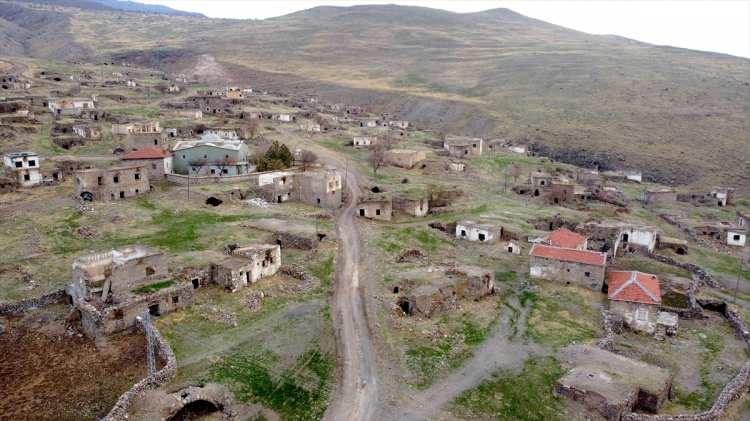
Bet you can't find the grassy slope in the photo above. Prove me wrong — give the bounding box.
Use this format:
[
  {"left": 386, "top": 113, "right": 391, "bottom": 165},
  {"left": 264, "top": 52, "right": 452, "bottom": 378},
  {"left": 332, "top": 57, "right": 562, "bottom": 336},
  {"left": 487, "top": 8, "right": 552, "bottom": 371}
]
[{"left": 30, "top": 3, "right": 747, "bottom": 191}]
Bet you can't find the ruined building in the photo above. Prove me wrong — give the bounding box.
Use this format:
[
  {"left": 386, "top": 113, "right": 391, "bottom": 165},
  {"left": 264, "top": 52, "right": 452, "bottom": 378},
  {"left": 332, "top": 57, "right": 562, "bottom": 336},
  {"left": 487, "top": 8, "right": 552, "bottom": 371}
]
[
  {"left": 75, "top": 165, "right": 150, "bottom": 201},
  {"left": 443, "top": 136, "right": 483, "bottom": 157},
  {"left": 397, "top": 266, "right": 495, "bottom": 318},
  {"left": 120, "top": 148, "right": 173, "bottom": 180},
  {"left": 210, "top": 244, "right": 281, "bottom": 292},
  {"left": 66, "top": 246, "right": 194, "bottom": 337},
  {"left": 3, "top": 151, "right": 42, "bottom": 187}
]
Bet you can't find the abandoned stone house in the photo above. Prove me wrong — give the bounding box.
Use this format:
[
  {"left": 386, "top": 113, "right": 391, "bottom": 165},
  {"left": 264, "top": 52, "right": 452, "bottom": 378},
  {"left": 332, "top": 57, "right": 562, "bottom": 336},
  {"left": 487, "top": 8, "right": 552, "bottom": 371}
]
[
  {"left": 602, "top": 170, "right": 643, "bottom": 183},
  {"left": 3, "top": 151, "right": 43, "bottom": 187},
  {"left": 383, "top": 149, "right": 427, "bottom": 169},
  {"left": 443, "top": 136, "right": 483, "bottom": 157},
  {"left": 273, "top": 113, "right": 296, "bottom": 122},
  {"left": 359, "top": 118, "right": 378, "bottom": 128},
  {"left": 677, "top": 187, "right": 735, "bottom": 207},
  {"left": 544, "top": 228, "right": 587, "bottom": 250},
  {"left": 210, "top": 244, "right": 281, "bottom": 292},
  {"left": 299, "top": 122, "right": 322, "bottom": 132},
  {"left": 546, "top": 182, "right": 576, "bottom": 205},
  {"left": 225, "top": 87, "right": 244, "bottom": 99},
  {"left": 253, "top": 170, "right": 296, "bottom": 203},
  {"left": 353, "top": 136, "right": 376, "bottom": 148},
  {"left": 504, "top": 241, "right": 521, "bottom": 254},
  {"left": 737, "top": 211, "right": 750, "bottom": 229},
  {"left": 175, "top": 109, "right": 203, "bottom": 119},
  {"left": 446, "top": 160, "right": 466, "bottom": 172},
  {"left": 485, "top": 139, "right": 507, "bottom": 153},
  {"left": 580, "top": 221, "right": 657, "bottom": 259},
  {"left": 393, "top": 194, "right": 430, "bottom": 217},
  {"left": 293, "top": 168, "right": 343, "bottom": 209},
  {"left": 0, "top": 74, "right": 31, "bottom": 90},
  {"left": 455, "top": 220, "right": 502, "bottom": 243},
  {"left": 112, "top": 121, "right": 167, "bottom": 149},
  {"left": 388, "top": 120, "right": 409, "bottom": 129},
  {"left": 507, "top": 144, "right": 528, "bottom": 154},
  {"left": 643, "top": 188, "right": 677, "bottom": 205},
  {"left": 530, "top": 170, "right": 554, "bottom": 190},
  {"left": 172, "top": 138, "right": 251, "bottom": 176},
  {"left": 47, "top": 98, "right": 96, "bottom": 117},
  {"left": 529, "top": 244, "right": 607, "bottom": 291},
  {"left": 120, "top": 147, "right": 173, "bottom": 180},
  {"left": 66, "top": 245, "right": 194, "bottom": 337},
  {"left": 726, "top": 227, "right": 747, "bottom": 247},
  {"left": 657, "top": 236, "right": 688, "bottom": 255},
  {"left": 397, "top": 266, "right": 495, "bottom": 318},
  {"left": 555, "top": 344, "right": 672, "bottom": 420},
  {"left": 73, "top": 124, "right": 101, "bottom": 139},
  {"left": 75, "top": 165, "right": 150, "bottom": 202},
  {"left": 357, "top": 193, "right": 393, "bottom": 221},
  {"left": 49, "top": 155, "right": 93, "bottom": 176},
  {"left": 607, "top": 270, "right": 662, "bottom": 334}
]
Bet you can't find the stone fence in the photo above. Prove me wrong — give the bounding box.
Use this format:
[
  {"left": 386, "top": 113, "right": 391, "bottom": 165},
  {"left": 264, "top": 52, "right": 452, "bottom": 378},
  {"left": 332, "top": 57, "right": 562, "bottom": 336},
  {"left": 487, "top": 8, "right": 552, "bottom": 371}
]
[
  {"left": 165, "top": 172, "right": 255, "bottom": 185},
  {"left": 102, "top": 316, "right": 177, "bottom": 421},
  {"left": 0, "top": 289, "right": 66, "bottom": 316},
  {"left": 622, "top": 303, "right": 750, "bottom": 421},
  {"left": 645, "top": 252, "right": 720, "bottom": 289}
]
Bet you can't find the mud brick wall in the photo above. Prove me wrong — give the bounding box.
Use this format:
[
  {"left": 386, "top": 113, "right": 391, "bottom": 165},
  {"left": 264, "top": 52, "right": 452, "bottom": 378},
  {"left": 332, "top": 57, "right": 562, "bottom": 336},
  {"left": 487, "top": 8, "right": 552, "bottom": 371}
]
[
  {"left": 0, "top": 289, "right": 66, "bottom": 316},
  {"left": 102, "top": 317, "right": 177, "bottom": 421}
]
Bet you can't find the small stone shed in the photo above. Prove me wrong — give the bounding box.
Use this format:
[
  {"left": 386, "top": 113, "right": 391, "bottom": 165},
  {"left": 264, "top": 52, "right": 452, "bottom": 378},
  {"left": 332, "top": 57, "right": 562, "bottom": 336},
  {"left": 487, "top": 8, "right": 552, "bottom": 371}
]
[
  {"left": 210, "top": 244, "right": 281, "bottom": 292},
  {"left": 383, "top": 149, "right": 426, "bottom": 169},
  {"left": 455, "top": 220, "right": 502, "bottom": 243},
  {"left": 393, "top": 193, "right": 429, "bottom": 217},
  {"left": 357, "top": 192, "right": 393, "bottom": 221},
  {"left": 555, "top": 344, "right": 672, "bottom": 419}
]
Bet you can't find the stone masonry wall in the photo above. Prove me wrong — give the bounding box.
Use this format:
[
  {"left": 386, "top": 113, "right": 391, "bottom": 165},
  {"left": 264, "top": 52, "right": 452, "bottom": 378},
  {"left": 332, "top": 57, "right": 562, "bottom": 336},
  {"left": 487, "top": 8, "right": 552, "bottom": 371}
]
[
  {"left": 0, "top": 289, "right": 66, "bottom": 316},
  {"left": 102, "top": 316, "right": 177, "bottom": 421},
  {"left": 622, "top": 304, "right": 750, "bottom": 421}
]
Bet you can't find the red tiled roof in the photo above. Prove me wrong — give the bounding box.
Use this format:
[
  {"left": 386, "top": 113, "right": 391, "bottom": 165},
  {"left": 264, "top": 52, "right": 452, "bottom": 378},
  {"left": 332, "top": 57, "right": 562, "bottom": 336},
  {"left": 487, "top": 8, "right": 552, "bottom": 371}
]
[
  {"left": 530, "top": 244, "right": 606, "bottom": 266},
  {"left": 121, "top": 147, "right": 169, "bottom": 160},
  {"left": 608, "top": 271, "right": 661, "bottom": 305},
  {"left": 545, "top": 228, "right": 587, "bottom": 249}
]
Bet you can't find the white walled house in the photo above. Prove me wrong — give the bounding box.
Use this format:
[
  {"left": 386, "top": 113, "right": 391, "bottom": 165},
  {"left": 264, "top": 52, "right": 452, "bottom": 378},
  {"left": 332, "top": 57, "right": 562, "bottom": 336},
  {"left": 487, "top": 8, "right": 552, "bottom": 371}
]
[
  {"left": 620, "top": 226, "right": 658, "bottom": 253},
  {"left": 456, "top": 221, "right": 500, "bottom": 243},
  {"left": 3, "top": 152, "right": 43, "bottom": 187},
  {"left": 726, "top": 229, "right": 747, "bottom": 247},
  {"left": 353, "top": 136, "right": 375, "bottom": 148}
]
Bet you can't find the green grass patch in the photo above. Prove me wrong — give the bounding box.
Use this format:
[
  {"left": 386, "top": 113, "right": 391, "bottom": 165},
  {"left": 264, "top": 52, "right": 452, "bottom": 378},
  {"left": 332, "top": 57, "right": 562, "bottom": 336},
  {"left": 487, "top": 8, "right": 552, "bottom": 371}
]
[
  {"left": 406, "top": 312, "right": 495, "bottom": 388},
  {"left": 106, "top": 105, "right": 160, "bottom": 119},
  {"left": 380, "top": 226, "right": 450, "bottom": 254},
  {"left": 527, "top": 288, "right": 599, "bottom": 349},
  {"left": 132, "top": 279, "right": 174, "bottom": 294},
  {"left": 674, "top": 331, "right": 724, "bottom": 411},
  {"left": 211, "top": 347, "right": 334, "bottom": 421},
  {"left": 496, "top": 270, "right": 518, "bottom": 284},
  {"left": 135, "top": 197, "right": 158, "bottom": 210},
  {"left": 452, "top": 356, "right": 564, "bottom": 420},
  {"left": 310, "top": 253, "right": 335, "bottom": 290}
]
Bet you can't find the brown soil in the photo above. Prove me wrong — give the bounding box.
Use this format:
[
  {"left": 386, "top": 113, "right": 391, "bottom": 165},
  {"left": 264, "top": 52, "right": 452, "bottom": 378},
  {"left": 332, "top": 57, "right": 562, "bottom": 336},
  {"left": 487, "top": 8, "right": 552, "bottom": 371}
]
[{"left": 0, "top": 307, "right": 148, "bottom": 421}]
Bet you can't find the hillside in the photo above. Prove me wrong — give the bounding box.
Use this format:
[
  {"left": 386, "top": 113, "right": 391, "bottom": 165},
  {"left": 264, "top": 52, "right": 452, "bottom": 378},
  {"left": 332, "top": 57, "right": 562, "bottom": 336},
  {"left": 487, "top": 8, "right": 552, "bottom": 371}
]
[{"left": 1, "top": 1, "right": 749, "bottom": 190}]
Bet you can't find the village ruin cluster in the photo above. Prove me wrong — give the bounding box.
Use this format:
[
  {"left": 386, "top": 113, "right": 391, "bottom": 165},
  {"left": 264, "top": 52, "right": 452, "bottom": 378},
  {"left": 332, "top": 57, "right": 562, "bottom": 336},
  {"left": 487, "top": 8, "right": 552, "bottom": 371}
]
[{"left": 0, "top": 37, "right": 748, "bottom": 421}]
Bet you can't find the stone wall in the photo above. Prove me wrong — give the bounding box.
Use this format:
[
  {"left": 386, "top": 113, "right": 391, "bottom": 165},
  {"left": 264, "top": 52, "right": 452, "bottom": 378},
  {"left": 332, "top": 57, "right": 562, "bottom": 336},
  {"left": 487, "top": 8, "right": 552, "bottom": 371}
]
[
  {"left": 645, "top": 252, "right": 720, "bottom": 289},
  {"left": 0, "top": 289, "right": 66, "bottom": 316},
  {"left": 622, "top": 303, "right": 750, "bottom": 421},
  {"left": 102, "top": 317, "right": 177, "bottom": 421}
]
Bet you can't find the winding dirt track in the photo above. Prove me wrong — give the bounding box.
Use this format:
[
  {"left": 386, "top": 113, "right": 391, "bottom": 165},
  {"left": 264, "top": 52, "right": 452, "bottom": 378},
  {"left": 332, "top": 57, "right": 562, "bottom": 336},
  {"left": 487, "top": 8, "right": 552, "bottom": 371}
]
[{"left": 282, "top": 130, "right": 378, "bottom": 421}]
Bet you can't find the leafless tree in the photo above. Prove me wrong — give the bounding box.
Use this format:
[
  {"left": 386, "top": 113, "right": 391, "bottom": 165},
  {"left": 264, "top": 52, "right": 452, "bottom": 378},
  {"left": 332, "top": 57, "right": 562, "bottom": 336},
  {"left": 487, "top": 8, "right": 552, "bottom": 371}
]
[
  {"left": 298, "top": 150, "right": 318, "bottom": 171},
  {"left": 244, "top": 118, "right": 261, "bottom": 139},
  {"left": 188, "top": 158, "right": 208, "bottom": 176}
]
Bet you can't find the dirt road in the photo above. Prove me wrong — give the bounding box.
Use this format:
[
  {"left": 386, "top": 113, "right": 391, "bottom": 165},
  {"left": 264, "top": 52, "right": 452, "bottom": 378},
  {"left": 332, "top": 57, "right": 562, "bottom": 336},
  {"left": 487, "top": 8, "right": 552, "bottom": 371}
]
[
  {"left": 396, "top": 297, "right": 545, "bottom": 420},
  {"left": 278, "top": 129, "right": 380, "bottom": 421}
]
